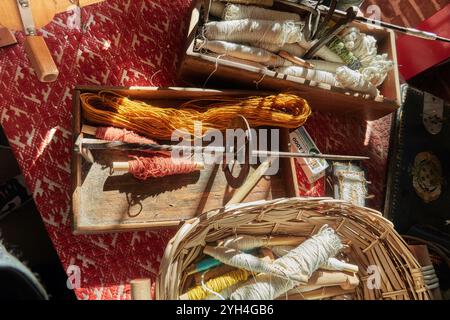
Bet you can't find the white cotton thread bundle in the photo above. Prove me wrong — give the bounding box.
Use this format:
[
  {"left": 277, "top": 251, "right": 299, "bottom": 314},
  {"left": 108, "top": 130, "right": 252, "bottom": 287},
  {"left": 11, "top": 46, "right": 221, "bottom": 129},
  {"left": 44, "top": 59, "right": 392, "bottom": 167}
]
[
  {"left": 248, "top": 42, "right": 307, "bottom": 57},
  {"left": 306, "top": 60, "right": 345, "bottom": 73},
  {"left": 223, "top": 3, "right": 301, "bottom": 21},
  {"left": 230, "top": 226, "right": 343, "bottom": 300},
  {"left": 272, "top": 246, "right": 359, "bottom": 273},
  {"left": 341, "top": 27, "right": 394, "bottom": 87},
  {"left": 335, "top": 66, "right": 379, "bottom": 97},
  {"left": 221, "top": 0, "right": 274, "bottom": 7},
  {"left": 341, "top": 27, "right": 378, "bottom": 66},
  {"left": 221, "top": 235, "right": 270, "bottom": 250},
  {"left": 204, "top": 19, "right": 303, "bottom": 46},
  {"left": 276, "top": 66, "right": 337, "bottom": 87},
  {"left": 360, "top": 55, "right": 394, "bottom": 87},
  {"left": 195, "top": 39, "right": 291, "bottom": 67},
  {"left": 271, "top": 226, "right": 343, "bottom": 279},
  {"left": 298, "top": 39, "right": 344, "bottom": 63}
]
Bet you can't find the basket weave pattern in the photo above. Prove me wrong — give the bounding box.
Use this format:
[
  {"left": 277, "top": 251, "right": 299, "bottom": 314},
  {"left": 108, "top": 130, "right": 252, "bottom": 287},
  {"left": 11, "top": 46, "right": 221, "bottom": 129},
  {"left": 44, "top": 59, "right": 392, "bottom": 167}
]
[{"left": 156, "top": 197, "right": 430, "bottom": 300}]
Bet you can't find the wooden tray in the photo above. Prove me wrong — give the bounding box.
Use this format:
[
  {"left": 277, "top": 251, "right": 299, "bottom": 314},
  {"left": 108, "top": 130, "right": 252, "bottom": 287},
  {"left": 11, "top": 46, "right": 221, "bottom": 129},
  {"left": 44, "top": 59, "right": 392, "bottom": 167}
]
[
  {"left": 178, "top": 0, "right": 401, "bottom": 120},
  {"left": 71, "top": 86, "right": 300, "bottom": 234}
]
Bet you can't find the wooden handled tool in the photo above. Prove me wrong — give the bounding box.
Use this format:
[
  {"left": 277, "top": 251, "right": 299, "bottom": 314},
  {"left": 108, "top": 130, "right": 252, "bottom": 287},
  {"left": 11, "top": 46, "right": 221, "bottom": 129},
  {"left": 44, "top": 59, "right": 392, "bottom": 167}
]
[
  {"left": 0, "top": 0, "right": 105, "bottom": 30},
  {"left": 226, "top": 158, "right": 272, "bottom": 205},
  {"left": 217, "top": 236, "right": 305, "bottom": 248},
  {"left": 130, "top": 278, "right": 152, "bottom": 300},
  {"left": 0, "top": 0, "right": 104, "bottom": 82}
]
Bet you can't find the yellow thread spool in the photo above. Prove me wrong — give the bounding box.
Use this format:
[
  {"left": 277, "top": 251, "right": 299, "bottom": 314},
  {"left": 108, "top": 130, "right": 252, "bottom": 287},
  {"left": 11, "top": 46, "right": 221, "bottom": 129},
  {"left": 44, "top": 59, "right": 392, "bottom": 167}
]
[{"left": 182, "top": 269, "right": 249, "bottom": 300}]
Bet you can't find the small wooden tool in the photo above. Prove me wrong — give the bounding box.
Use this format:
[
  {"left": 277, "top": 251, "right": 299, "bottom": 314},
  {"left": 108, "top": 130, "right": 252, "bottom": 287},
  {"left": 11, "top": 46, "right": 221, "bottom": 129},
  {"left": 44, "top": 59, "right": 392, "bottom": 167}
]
[
  {"left": 130, "top": 278, "right": 152, "bottom": 300},
  {"left": 0, "top": 0, "right": 104, "bottom": 82}
]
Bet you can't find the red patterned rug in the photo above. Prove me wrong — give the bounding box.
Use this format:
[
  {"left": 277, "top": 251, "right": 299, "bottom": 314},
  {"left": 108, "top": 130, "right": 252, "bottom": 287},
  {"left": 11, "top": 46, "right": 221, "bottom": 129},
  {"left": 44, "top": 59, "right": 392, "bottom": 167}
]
[{"left": 0, "top": 0, "right": 392, "bottom": 299}]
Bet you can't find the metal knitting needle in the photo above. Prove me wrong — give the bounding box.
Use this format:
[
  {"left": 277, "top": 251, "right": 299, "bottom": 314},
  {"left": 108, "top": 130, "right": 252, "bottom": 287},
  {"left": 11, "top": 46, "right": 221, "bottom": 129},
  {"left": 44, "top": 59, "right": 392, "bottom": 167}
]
[
  {"left": 76, "top": 137, "right": 369, "bottom": 161},
  {"left": 276, "top": 0, "right": 450, "bottom": 43}
]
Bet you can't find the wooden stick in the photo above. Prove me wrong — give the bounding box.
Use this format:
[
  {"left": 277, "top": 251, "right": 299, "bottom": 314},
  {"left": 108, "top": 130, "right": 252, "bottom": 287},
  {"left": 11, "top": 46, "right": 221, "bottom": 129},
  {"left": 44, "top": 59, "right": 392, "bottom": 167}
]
[
  {"left": 217, "top": 236, "right": 305, "bottom": 248},
  {"left": 279, "top": 50, "right": 315, "bottom": 69},
  {"left": 112, "top": 161, "right": 205, "bottom": 171},
  {"left": 24, "top": 35, "right": 59, "bottom": 82},
  {"left": 130, "top": 278, "right": 152, "bottom": 300},
  {"left": 307, "top": 270, "right": 359, "bottom": 290},
  {"left": 81, "top": 124, "right": 97, "bottom": 136},
  {"left": 0, "top": 27, "right": 17, "bottom": 47},
  {"left": 227, "top": 158, "right": 272, "bottom": 205},
  {"left": 282, "top": 286, "right": 355, "bottom": 300}
]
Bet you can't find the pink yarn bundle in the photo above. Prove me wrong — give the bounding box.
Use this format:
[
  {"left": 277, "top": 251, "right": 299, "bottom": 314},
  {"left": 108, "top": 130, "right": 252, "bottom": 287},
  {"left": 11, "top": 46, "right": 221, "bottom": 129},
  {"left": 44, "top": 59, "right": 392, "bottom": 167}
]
[{"left": 128, "top": 156, "right": 200, "bottom": 180}]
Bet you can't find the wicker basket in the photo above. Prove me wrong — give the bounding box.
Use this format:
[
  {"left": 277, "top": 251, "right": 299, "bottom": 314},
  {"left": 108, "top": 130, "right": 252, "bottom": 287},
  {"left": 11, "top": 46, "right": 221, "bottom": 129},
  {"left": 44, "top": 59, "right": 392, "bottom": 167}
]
[{"left": 156, "top": 197, "right": 430, "bottom": 300}]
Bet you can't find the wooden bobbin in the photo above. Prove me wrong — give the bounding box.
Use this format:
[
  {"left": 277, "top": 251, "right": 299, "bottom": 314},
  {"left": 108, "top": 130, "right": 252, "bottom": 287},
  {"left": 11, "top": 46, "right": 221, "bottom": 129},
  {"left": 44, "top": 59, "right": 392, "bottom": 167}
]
[
  {"left": 130, "top": 278, "right": 152, "bottom": 300},
  {"left": 409, "top": 245, "right": 442, "bottom": 300},
  {"left": 279, "top": 50, "right": 315, "bottom": 69}
]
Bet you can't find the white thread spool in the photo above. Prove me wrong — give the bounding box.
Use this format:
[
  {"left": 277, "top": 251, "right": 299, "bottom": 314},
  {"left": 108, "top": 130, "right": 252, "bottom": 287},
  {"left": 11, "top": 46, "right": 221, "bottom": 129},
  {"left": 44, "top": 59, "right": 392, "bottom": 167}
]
[
  {"left": 306, "top": 60, "right": 345, "bottom": 73},
  {"left": 276, "top": 65, "right": 337, "bottom": 87},
  {"left": 272, "top": 246, "right": 359, "bottom": 273},
  {"left": 204, "top": 19, "right": 303, "bottom": 46},
  {"left": 248, "top": 42, "right": 307, "bottom": 58},
  {"left": 223, "top": 3, "right": 300, "bottom": 21},
  {"left": 230, "top": 226, "right": 343, "bottom": 300},
  {"left": 195, "top": 39, "right": 291, "bottom": 67},
  {"left": 335, "top": 66, "right": 379, "bottom": 97}
]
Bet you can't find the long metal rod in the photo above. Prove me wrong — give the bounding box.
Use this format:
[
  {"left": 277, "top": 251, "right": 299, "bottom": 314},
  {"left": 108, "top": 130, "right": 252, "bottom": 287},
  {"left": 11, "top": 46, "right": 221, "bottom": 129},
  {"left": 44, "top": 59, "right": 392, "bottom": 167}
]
[
  {"left": 253, "top": 150, "right": 369, "bottom": 161},
  {"left": 79, "top": 138, "right": 369, "bottom": 161},
  {"left": 276, "top": 0, "right": 450, "bottom": 43}
]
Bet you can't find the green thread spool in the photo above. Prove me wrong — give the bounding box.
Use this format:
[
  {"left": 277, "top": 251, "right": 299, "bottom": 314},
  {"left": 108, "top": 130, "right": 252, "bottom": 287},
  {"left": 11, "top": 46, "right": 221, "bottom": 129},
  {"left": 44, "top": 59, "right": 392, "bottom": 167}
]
[{"left": 328, "top": 37, "right": 362, "bottom": 70}]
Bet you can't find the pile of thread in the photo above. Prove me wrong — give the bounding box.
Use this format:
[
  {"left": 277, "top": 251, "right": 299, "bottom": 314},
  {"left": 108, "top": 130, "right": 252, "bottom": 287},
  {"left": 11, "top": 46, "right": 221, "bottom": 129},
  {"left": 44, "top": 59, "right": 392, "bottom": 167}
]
[
  {"left": 86, "top": 125, "right": 203, "bottom": 180},
  {"left": 81, "top": 91, "right": 311, "bottom": 140},
  {"left": 199, "top": 0, "right": 393, "bottom": 98},
  {"left": 180, "top": 225, "right": 360, "bottom": 300}
]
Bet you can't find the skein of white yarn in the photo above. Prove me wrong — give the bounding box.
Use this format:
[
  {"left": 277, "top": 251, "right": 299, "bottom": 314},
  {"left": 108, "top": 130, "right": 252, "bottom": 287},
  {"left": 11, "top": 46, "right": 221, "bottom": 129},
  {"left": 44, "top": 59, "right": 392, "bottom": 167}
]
[
  {"left": 230, "top": 226, "right": 343, "bottom": 300},
  {"left": 204, "top": 19, "right": 303, "bottom": 46},
  {"left": 223, "top": 3, "right": 301, "bottom": 21},
  {"left": 272, "top": 246, "right": 359, "bottom": 273},
  {"left": 195, "top": 39, "right": 291, "bottom": 67},
  {"left": 306, "top": 60, "right": 345, "bottom": 73},
  {"left": 276, "top": 65, "right": 337, "bottom": 87},
  {"left": 361, "top": 54, "right": 394, "bottom": 87},
  {"left": 335, "top": 66, "right": 379, "bottom": 97},
  {"left": 248, "top": 42, "right": 307, "bottom": 57}
]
